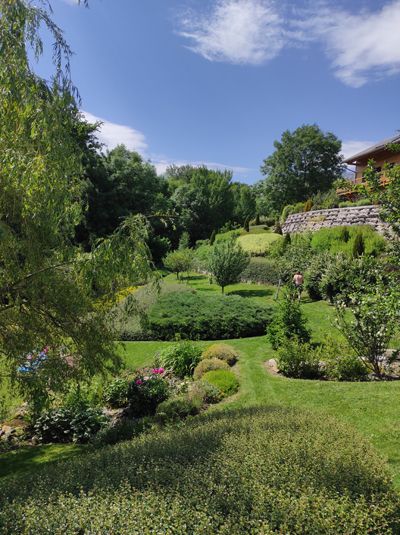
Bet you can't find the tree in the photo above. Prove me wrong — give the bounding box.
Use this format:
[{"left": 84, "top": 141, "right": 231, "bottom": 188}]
[
  {"left": 335, "top": 285, "right": 399, "bottom": 378},
  {"left": 260, "top": 125, "right": 344, "bottom": 213},
  {"left": 163, "top": 249, "right": 193, "bottom": 280},
  {"left": 231, "top": 183, "right": 256, "bottom": 226},
  {"left": 208, "top": 237, "right": 250, "bottom": 293},
  {"left": 0, "top": 1, "right": 152, "bottom": 414},
  {"left": 167, "top": 165, "right": 234, "bottom": 242},
  {"left": 267, "top": 288, "right": 311, "bottom": 350}
]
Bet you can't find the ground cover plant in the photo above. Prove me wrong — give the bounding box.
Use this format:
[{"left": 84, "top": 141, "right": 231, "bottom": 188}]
[
  {"left": 1, "top": 407, "right": 399, "bottom": 534},
  {"left": 145, "top": 290, "right": 272, "bottom": 340},
  {"left": 236, "top": 232, "right": 280, "bottom": 255}
]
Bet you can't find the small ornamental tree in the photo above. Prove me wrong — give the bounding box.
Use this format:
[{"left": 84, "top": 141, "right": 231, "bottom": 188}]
[
  {"left": 267, "top": 287, "right": 311, "bottom": 350},
  {"left": 163, "top": 249, "right": 193, "bottom": 279},
  {"left": 335, "top": 285, "right": 399, "bottom": 378},
  {"left": 208, "top": 237, "right": 250, "bottom": 293}
]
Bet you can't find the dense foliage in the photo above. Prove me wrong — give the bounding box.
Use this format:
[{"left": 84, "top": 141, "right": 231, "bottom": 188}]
[
  {"left": 202, "top": 343, "right": 239, "bottom": 366},
  {"left": 155, "top": 342, "right": 202, "bottom": 378},
  {"left": 208, "top": 237, "right": 250, "bottom": 293},
  {"left": 260, "top": 125, "right": 344, "bottom": 213},
  {"left": 146, "top": 291, "right": 272, "bottom": 340},
  {"left": 1, "top": 407, "right": 398, "bottom": 534},
  {"left": 202, "top": 369, "right": 239, "bottom": 397}
]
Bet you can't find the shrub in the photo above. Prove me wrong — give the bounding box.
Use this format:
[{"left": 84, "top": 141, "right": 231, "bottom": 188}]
[
  {"left": 155, "top": 396, "right": 201, "bottom": 424},
  {"left": 236, "top": 233, "right": 281, "bottom": 256},
  {"left": 267, "top": 288, "right": 311, "bottom": 350},
  {"left": 193, "top": 358, "right": 228, "bottom": 380},
  {"left": 202, "top": 369, "right": 239, "bottom": 397},
  {"left": 352, "top": 231, "right": 365, "bottom": 258},
  {"left": 147, "top": 291, "right": 272, "bottom": 340},
  {"left": 155, "top": 342, "right": 202, "bottom": 378},
  {"left": 304, "top": 252, "right": 332, "bottom": 300},
  {"left": 335, "top": 286, "right": 399, "bottom": 378},
  {"left": 33, "top": 406, "right": 108, "bottom": 444},
  {"left": 240, "top": 257, "right": 281, "bottom": 285},
  {"left": 319, "top": 254, "right": 354, "bottom": 303},
  {"left": 103, "top": 378, "right": 130, "bottom": 409},
  {"left": 325, "top": 353, "right": 368, "bottom": 382},
  {"left": 127, "top": 373, "right": 170, "bottom": 417},
  {"left": 187, "top": 381, "right": 222, "bottom": 404},
  {"left": 3, "top": 407, "right": 398, "bottom": 534},
  {"left": 92, "top": 419, "right": 147, "bottom": 446},
  {"left": 202, "top": 344, "right": 239, "bottom": 366},
  {"left": 201, "top": 343, "right": 239, "bottom": 366},
  {"left": 276, "top": 338, "right": 322, "bottom": 379},
  {"left": 310, "top": 226, "right": 386, "bottom": 257}
]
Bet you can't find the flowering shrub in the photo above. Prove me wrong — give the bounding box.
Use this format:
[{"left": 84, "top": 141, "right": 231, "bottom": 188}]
[
  {"left": 103, "top": 378, "right": 130, "bottom": 409},
  {"left": 127, "top": 369, "right": 169, "bottom": 417}
]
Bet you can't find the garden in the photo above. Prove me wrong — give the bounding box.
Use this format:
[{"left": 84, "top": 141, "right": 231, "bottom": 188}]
[{"left": 2, "top": 2, "right": 400, "bottom": 532}]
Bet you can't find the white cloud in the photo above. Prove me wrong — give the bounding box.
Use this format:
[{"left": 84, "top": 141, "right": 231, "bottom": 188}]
[
  {"left": 178, "top": 0, "right": 285, "bottom": 65},
  {"left": 341, "top": 140, "right": 375, "bottom": 160},
  {"left": 82, "top": 111, "right": 251, "bottom": 178},
  {"left": 177, "top": 0, "right": 400, "bottom": 86},
  {"left": 82, "top": 111, "right": 148, "bottom": 154},
  {"left": 299, "top": 0, "right": 400, "bottom": 87}
]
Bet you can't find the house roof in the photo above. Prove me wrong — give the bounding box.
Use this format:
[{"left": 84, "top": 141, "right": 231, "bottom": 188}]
[{"left": 344, "top": 133, "right": 400, "bottom": 165}]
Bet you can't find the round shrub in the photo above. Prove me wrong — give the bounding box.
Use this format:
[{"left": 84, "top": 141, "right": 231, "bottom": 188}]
[
  {"left": 127, "top": 374, "right": 169, "bottom": 417},
  {"left": 202, "top": 369, "right": 239, "bottom": 397},
  {"left": 202, "top": 343, "right": 239, "bottom": 366},
  {"left": 33, "top": 406, "right": 108, "bottom": 444},
  {"left": 103, "top": 377, "right": 130, "bottom": 408},
  {"left": 240, "top": 256, "right": 281, "bottom": 285},
  {"left": 155, "top": 396, "right": 201, "bottom": 424},
  {"left": 2, "top": 407, "right": 398, "bottom": 533},
  {"left": 193, "top": 358, "right": 228, "bottom": 380},
  {"left": 155, "top": 342, "right": 202, "bottom": 378},
  {"left": 188, "top": 381, "right": 222, "bottom": 404},
  {"left": 276, "top": 338, "right": 322, "bottom": 379},
  {"left": 146, "top": 291, "right": 272, "bottom": 340}
]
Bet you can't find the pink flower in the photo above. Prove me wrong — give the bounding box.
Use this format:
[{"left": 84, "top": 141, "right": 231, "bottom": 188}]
[
  {"left": 151, "top": 367, "right": 165, "bottom": 375},
  {"left": 135, "top": 379, "right": 143, "bottom": 385},
  {"left": 26, "top": 354, "right": 33, "bottom": 361},
  {"left": 43, "top": 347, "right": 49, "bottom": 354}
]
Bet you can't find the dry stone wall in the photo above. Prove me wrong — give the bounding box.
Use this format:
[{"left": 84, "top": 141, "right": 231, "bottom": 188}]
[{"left": 282, "top": 205, "right": 389, "bottom": 235}]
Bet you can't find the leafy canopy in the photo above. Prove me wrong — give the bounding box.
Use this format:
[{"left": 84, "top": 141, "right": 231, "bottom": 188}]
[
  {"left": 260, "top": 124, "right": 344, "bottom": 213},
  {"left": 208, "top": 237, "right": 250, "bottom": 293}
]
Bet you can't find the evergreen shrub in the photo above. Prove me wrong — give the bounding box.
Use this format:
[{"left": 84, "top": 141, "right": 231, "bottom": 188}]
[
  {"left": 201, "top": 343, "right": 239, "bottom": 366},
  {"left": 193, "top": 358, "right": 228, "bottom": 380},
  {"left": 202, "top": 369, "right": 239, "bottom": 397}
]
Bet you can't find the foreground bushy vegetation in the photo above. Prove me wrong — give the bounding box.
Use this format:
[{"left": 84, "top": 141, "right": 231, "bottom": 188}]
[{"left": 1, "top": 407, "right": 398, "bottom": 534}]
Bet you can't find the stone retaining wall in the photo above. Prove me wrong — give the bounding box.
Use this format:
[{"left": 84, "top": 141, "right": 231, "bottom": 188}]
[{"left": 282, "top": 205, "right": 389, "bottom": 235}]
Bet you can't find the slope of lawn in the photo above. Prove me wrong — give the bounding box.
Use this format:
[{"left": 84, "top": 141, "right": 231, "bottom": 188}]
[{"left": 2, "top": 274, "right": 400, "bottom": 489}]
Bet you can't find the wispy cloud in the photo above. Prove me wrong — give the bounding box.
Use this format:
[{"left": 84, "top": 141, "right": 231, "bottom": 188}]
[
  {"left": 177, "top": 0, "right": 400, "bottom": 87},
  {"left": 82, "top": 111, "right": 251, "bottom": 178},
  {"left": 82, "top": 111, "right": 148, "bottom": 154},
  {"left": 178, "top": 0, "right": 285, "bottom": 65},
  {"left": 297, "top": 0, "right": 400, "bottom": 87}
]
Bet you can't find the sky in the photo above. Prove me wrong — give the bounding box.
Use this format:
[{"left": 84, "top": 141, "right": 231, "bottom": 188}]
[{"left": 38, "top": 0, "right": 400, "bottom": 183}]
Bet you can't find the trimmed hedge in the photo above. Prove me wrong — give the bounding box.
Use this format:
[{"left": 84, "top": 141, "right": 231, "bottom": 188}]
[
  {"left": 201, "top": 343, "right": 239, "bottom": 366},
  {"left": 240, "top": 257, "right": 281, "bottom": 285},
  {"left": 1, "top": 407, "right": 398, "bottom": 533},
  {"left": 145, "top": 291, "right": 272, "bottom": 340}
]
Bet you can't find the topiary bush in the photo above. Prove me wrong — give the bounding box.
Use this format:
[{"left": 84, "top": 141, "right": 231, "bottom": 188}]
[
  {"left": 201, "top": 343, "right": 239, "bottom": 366},
  {"left": 2, "top": 407, "right": 398, "bottom": 534},
  {"left": 202, "top": 369, "right": 239, "bottom": 397},
  {"left": 155, "top": 342, "right": 202, "bottom": 378},
  {"left": 193, "top": 358, "right": 228, "bottom": 380},
  {"left": 147, "top": 291, "right": 272, "bottom": 340},
  {"left": 276, "top": 338, "right": 322, "bottom": 379},
  {"left": 187, "top": 381, "right": 222, "bottom": 404}
]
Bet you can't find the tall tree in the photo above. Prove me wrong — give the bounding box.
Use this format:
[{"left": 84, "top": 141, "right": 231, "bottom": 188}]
[
  {"left": 0, "top": 0, "right": 152, "bottom": 412},
  {"left": 260, "top": 125, "right": 344, "bottom": 213},
  {"left": 167, "top": 165, "right": 234, "bottom": 242},
  {"left": 231, "top": 183, "right": 256, "bottom": 226}
]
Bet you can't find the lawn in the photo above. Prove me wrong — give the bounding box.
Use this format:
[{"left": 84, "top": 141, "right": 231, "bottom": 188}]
[{"left": 2, "top": 274, "right": 400, "bottom": 487}]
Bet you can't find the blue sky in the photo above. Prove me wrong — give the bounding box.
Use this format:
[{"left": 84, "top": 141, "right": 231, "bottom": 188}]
[{"left": 40, "top": 0, "right": 400, "bottom": 183}]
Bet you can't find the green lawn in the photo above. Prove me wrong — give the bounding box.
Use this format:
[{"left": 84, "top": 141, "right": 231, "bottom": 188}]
[{"left": 2, "top": 274, "right": 400, "bottom": 487}]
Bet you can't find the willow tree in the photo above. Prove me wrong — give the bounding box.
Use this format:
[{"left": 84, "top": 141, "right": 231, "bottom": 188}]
[{"left": 0, "top": 0, "right": 152, "bottom": 413}]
